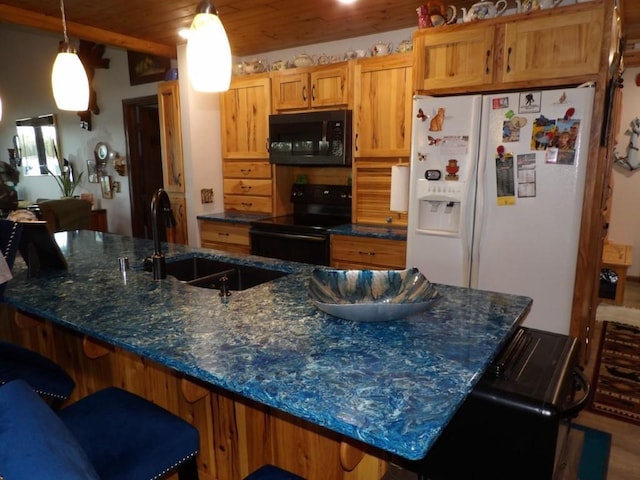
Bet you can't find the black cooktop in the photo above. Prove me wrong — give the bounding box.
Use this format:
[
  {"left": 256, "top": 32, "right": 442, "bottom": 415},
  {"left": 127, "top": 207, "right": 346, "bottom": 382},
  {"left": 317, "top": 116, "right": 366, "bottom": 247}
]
[{"left": 251, "top": 213, "right": 349, "bottom": 231}]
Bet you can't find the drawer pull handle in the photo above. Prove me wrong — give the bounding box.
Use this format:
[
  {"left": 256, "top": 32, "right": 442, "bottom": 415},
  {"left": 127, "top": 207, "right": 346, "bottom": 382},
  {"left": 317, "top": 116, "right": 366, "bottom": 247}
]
[
  {"left": 241, "top": 202, "right": 253, "bottom": 207},
  {"left": 358, "top": 251, "right": 375, "bottom": 256},
  {"left": 218, "top": 232, "right": 230, "bottom": 236},
  {"left": 240, "top": 185, "right": 252, "bottom": 192},
  {"left": 240, "top": 168, "right": 252, "bottom": 175}
]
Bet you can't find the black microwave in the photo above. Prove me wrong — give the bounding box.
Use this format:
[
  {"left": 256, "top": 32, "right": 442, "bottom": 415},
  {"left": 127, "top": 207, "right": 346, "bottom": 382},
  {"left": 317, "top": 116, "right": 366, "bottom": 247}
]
[{"left": 268, "top": 110, "right": 352, "bottom": 166}]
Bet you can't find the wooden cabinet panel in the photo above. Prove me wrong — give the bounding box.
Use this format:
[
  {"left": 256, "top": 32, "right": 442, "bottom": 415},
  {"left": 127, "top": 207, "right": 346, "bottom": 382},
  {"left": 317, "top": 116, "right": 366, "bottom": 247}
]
[
  {"left": 223, "top": 195, "right": 273, "bottom": 214},
  {"left": 353, "top": 159, "right": 408, "bottom": 227},
  {"left": 353, "top": 53, "right": 413, "bottom": 158},
  {"left": 222, "top": 161, "right": 272, "bottom": 179},
  {"left": 158, "top": 81, "right": 185, "bottom": 193},
  {"left": 220, "top": 74, "right": 271, "bottom": 159},
  {"left": 199, "top": 219, "right": 251, "bottom": 254},
  {"left": 501, "top": 8, "right": 603, "bottom": 83},
  {"left": 331, "top": 235, "right": 406, "bottom": 270},
  {"left": 167, "top": 194, "right": 188, "bottom": 245},
  {"left": 271, "top": 63, "right": 350, "bottom": 111},
  {"left": 413, "top": 24, "right": 495, "bottom": 90},
  {"left": 90, "top": 209, "right": 108, "bottom": 232},
  {"left": 223, "top": 178, "right": 273, "bottom": 196}
]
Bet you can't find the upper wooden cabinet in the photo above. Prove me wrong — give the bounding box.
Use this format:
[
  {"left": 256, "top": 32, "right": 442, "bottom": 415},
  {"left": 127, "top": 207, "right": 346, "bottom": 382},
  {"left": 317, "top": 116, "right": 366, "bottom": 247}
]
[
  {"left": 353, "top": 53, "right": 413, "bottom": 158},
  {"left": 500, "top": 7, "right": 604, "bottom": 83},
  {"left": 413, "top": 23, "right": 495, "bottom": 91},
  {"left": 220, "top": 73, "right": 271, "bottom": 159},
  {"left": 158, "top": 81, "right": 185, "bottom": 193},
  {"left": 271, "top": 63, "right": 351, "bottom": 111},
  {"left": 413, "top": 2, "right": 605, "bottom": 93}
]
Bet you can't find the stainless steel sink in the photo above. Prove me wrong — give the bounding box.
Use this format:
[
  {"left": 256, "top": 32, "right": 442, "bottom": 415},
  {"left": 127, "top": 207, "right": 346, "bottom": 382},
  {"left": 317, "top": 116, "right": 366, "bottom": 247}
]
[{"left": 147, "top": 256, "right": 288, "bottom": 291}]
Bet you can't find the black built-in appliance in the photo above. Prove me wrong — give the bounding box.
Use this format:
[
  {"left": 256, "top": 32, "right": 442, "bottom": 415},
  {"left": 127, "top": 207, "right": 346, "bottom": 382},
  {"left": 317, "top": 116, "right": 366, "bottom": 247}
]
[
  {"left": 269, "top": 110, "right": 352, "bottom": 166},
  {"left": 249, "top": 184, "right": 351, "bottom": 265},
  {"left": 409, "top": 327, "right": 590, "bottom": 480}
]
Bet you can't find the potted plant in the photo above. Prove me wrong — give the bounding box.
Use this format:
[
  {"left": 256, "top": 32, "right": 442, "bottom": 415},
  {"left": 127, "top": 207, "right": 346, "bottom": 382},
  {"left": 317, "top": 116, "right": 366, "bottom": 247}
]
[{"left": 48, "top": 163, "right": 83, "bottom": 198}]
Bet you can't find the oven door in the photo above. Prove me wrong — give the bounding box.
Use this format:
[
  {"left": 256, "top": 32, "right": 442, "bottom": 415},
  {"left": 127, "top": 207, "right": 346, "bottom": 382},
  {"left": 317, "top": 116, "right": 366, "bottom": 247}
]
[{"left": 249, "top": 228, "right": 330, "bottom": 265}]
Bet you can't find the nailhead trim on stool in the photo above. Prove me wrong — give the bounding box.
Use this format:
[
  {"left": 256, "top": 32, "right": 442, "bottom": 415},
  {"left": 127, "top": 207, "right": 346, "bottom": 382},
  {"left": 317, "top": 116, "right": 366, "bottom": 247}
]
[
  {"left": 0, "top": 341, "right": 75, "bottom": 401},
  {"left": 58, "top": 387, "right": 200, "bottom": 480},
  {"left": 244, "top": 465, "right": 305, "bottom": 480}
]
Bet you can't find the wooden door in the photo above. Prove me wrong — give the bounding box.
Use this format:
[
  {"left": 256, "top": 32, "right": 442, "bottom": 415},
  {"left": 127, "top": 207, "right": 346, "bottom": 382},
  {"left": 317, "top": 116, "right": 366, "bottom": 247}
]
[
  {"left": 310, "top": 64, "right": 350, "bottom": 108},
  {"left": 158, "top": 81, "right": 185, "bottom": 193},
  {"left": 272, "top": 71, "right": 309, "bottom": 111},
  {"left": 123, "top": 96, "right": 164, "bottom": 240}
]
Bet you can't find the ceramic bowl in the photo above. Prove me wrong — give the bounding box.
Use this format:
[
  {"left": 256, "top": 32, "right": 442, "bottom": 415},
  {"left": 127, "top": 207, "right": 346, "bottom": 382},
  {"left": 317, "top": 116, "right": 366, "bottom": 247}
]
[{"left": 309, "top": 267, "right": 440, "bottom": 322}]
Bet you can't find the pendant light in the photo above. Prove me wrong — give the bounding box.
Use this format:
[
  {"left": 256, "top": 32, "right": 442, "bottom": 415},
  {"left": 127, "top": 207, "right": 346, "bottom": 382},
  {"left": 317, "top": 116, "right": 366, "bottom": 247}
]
[
  {"left": 0, "top": 96, "right": 3, "bottom": 122},
  {"left": 51, "top": 0, "right": 90, "bottom": 111},
  {"left": 186, "top": 1, "right": 232, "bottom": 93}
]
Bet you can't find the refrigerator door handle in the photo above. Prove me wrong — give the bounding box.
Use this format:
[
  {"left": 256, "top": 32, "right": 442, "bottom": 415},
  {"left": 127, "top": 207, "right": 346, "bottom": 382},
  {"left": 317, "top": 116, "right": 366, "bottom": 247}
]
[{"left": 470, "top": 130, "right": 488, "bottom": 289}]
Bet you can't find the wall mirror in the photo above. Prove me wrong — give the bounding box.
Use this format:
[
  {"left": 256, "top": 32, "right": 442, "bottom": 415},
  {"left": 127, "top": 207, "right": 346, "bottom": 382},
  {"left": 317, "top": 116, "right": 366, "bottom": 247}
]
[{"left": 15, "top": 114, "right": 62, "bottom": 176}]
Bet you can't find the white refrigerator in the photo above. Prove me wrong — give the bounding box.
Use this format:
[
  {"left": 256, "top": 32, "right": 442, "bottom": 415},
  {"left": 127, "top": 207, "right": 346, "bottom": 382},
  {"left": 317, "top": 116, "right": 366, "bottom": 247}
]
[{"left": 406, "top": 86, "right": 594, "bottom": 334}]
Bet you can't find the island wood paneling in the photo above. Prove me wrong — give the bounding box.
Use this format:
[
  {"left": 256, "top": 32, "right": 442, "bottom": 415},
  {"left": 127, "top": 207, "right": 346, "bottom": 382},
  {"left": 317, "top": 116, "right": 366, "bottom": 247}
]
[{"left": 0, "top": 305, "right": 389, "bottom": 480}]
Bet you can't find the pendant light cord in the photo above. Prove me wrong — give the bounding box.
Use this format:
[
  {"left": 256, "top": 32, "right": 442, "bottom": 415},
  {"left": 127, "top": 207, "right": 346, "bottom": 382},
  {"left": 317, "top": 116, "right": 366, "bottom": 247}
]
[{"left": 60, "top": 0, "right": 69, "bottom": 43}]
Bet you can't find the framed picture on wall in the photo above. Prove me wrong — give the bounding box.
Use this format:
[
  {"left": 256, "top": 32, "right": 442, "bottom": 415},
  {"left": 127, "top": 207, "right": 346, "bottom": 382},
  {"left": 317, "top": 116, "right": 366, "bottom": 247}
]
[
  {"left": 100, "top": 175, "right": 113, "bottom": 199},
  {"left": 86, "top": 159, "right": 99, "bottom": 183},
  {"left": 127, "top": 51, "right": 170, "bottom": 85}
]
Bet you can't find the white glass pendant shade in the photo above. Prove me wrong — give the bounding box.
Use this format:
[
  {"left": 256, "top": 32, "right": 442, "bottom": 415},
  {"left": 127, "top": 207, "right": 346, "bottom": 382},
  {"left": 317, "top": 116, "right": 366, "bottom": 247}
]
[
  {"left": 187, "top": 12, "right": 232, "bottom": 92},
  {"left": 51, "top": 44, "right": 90, "bottom": 111},
  {"left": 0, "top": 96, "right": 3, "bottom": 122}
]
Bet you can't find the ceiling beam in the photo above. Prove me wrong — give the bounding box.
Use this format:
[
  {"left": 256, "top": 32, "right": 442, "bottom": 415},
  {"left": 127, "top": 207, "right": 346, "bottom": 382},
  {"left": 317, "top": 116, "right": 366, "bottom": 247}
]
[{"left": 0, "top": 4, "right": 176, "bottom": 58}]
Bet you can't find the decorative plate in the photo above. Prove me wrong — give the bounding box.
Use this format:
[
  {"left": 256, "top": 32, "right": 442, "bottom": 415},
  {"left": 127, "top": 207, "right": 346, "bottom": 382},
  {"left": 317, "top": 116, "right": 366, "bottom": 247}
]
[
  {"left": 309, "top": 267, "right": 440, "bottom": 322},
  {"left": 94, "top": 142, "right": 110, "bottom": 163}
]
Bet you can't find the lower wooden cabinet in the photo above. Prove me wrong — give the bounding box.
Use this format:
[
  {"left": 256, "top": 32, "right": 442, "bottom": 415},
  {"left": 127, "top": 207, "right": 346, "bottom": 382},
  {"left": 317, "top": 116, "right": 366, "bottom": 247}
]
[
  {"left": 168, "top": 194, "right": 188, "bottom": 245},
  {"left": 90, "top": 209, "right": 108, "bottom": 232},
  {"left": 330, "top": 234, "right": 406, "bottom": 270},
  {"left": 198, "top": 219, "right": 251, "bottom": 254}
]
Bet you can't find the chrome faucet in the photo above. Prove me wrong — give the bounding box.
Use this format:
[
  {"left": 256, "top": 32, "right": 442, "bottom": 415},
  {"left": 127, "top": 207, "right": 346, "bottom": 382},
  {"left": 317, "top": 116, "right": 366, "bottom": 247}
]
[{"left": 150, "top": 188, "right": 176, "bottom": 280}]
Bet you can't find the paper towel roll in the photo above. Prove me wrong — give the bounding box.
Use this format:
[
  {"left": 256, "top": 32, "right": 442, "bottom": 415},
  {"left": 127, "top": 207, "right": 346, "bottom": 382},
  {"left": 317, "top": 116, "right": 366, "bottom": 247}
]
[{"left": 390, "top": 164, "right": 410, "bottom": 212}]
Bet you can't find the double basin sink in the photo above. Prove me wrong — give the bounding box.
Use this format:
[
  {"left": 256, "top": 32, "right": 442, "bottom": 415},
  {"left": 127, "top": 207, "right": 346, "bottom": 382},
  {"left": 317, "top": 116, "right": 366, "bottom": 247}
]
[{"left": 144, "top": 254, "right": 288, "bottom": 291}]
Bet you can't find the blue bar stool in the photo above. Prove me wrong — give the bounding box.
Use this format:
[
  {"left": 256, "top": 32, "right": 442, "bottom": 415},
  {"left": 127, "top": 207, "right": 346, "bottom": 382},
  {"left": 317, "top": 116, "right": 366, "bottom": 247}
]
[
  {"left": 0, "top": 379, "right": 199, "bottom": 480},
  {"left": 245, "top": 465, "right": 305, "bottom": 480},
  {"left": 0, "top": 340, "right": 75, "bottom": 403},
  {"left": 58, "top": 386, "right": 200, "bottom": 480}
]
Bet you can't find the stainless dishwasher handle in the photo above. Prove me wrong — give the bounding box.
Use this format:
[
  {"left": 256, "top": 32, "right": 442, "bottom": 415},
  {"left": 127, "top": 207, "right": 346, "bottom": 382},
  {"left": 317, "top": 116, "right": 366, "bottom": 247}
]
[{"left": 250, "top": 230, "right": 326, "bottom": 243}]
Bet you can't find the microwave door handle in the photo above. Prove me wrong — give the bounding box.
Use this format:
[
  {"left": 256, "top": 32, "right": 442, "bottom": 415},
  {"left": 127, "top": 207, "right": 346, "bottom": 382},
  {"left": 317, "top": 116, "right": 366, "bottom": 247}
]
[{"left": 322, "top": 120, "right": 327, "bottom": 143}]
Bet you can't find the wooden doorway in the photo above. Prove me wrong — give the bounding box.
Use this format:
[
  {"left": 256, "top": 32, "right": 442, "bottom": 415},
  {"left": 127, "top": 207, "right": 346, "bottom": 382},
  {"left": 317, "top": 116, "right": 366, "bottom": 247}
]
[{"left": 122, "top": 96, "right": 165, "bottom": 240}]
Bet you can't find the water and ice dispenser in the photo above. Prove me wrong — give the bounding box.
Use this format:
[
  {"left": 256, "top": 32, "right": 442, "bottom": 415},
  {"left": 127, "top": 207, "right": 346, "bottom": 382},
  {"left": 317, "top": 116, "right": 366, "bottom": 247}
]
[{"left": 414, "top": 179, "right": 465, "bottom": 235}]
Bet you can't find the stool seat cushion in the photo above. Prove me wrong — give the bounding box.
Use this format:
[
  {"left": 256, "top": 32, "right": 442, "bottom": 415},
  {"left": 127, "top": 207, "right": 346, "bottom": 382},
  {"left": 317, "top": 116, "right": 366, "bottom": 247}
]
[
  {"left": 0, "top": 340, "right": 75, "bottom": 400},
  {"left": 0, "top": 379, "right": 100, "bottom": 480},
  {"left": 245, "top": 465, "right": 305, "bottom": 480},
  {"left": 58, "top": 387, "right": 199, "bottom": 480}
]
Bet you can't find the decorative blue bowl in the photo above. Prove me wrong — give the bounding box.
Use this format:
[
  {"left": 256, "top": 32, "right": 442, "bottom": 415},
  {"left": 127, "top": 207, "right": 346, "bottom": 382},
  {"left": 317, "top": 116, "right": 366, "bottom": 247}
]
[{"left": 309, "top": 267, "right": 440, "bottom": 322}]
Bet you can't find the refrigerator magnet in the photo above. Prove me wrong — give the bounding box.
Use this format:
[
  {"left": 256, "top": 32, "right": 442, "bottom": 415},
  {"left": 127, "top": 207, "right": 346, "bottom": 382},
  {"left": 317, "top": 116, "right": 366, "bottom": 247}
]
[
  {"left": 495, "top": 153, "right": 516, "bottom": 206},
  {"left": 519, "top": 92, "right": 541, "bottom": 113},
  {"left": 517, "top": 153, "right": 537, "bottom": 198}
]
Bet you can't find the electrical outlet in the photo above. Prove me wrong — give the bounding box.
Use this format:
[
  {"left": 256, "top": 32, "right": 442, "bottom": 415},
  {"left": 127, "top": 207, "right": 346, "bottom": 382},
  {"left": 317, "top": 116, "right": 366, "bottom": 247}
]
[{"left": 201, "top": 188, "right": 213, "bottom": 204}]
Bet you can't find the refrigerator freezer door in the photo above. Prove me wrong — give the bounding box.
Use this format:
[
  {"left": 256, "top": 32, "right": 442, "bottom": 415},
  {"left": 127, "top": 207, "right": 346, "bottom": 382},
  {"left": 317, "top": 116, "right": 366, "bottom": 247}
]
[
  {"left": 472, "top": 87, "right": 595, "bottom": 334},
  {"left": 406, "top": 95, "right": 482, "bottom": 287}
]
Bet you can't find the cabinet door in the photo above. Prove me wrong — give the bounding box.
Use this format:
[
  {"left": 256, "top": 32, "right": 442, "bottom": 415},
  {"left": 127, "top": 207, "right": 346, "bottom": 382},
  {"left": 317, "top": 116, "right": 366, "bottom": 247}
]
[
  {"left": 221, "top": 74, "right": 271, "bottom": 159},
  {"left": 353, "top": 159, "right": 408, "bottom": 226},
  {"left": 353, "top": 54, "right": 413, "bottom": 158},
  {"left": 158, "top": 81, "right": 185, "bottom": 193},
  {"left": 310, "top": 65, "right": 350, "bottom": 108},
  {"left": 330, "top": 235, "right": 407, "bottom": 270},
  {"left": 167, "top": 194, "right": 188, "bottom": 245},
  {"left": 501, "top": 8, "right": 603, "bottom": 83},
  {"left": 413, "top": 24, "right": 495, "bottom": 91},
  {"left": 199, "top": 220, "right": 251, "bottom": 254},
  {"left": 272, "top": 71, "right": 310, "bottom": 111}
]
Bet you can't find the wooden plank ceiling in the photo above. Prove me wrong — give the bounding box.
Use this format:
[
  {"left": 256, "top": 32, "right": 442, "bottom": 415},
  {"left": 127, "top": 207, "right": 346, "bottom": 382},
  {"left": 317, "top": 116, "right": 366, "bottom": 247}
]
[{"left": 0, "top": 0, "right": 638, "bottom": 62}]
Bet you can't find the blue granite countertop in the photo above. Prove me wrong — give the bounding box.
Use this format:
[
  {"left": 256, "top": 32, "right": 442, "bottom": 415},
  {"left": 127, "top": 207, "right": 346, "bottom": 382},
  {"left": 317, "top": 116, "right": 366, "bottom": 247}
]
[
  {"left": 329, "top": 224, "right": 407, "bottom": 241},
  {"left": 2, "top": 231, "right": 531, "bottom": 461},
  {"left": 197, "top": 212, "right": 271, "bottom": 224}
]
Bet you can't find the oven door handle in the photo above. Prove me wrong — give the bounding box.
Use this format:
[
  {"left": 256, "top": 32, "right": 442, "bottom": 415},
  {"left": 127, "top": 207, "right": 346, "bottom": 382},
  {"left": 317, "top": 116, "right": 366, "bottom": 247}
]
[
  {"left": 561, "top": 367, "right": 591, "bottom": 419},
  {"left": 250, "top": 230, "right": 327, "bottom": 243}
]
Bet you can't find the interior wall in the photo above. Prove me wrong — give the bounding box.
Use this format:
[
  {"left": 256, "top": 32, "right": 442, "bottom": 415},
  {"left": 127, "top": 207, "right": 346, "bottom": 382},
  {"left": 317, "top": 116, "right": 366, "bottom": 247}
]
[
  {"left": 608, "top": 66, "right": 640, "bottom": 277},
  {"left": 0, "top": 23, "right": 159, "bottom": 236}
]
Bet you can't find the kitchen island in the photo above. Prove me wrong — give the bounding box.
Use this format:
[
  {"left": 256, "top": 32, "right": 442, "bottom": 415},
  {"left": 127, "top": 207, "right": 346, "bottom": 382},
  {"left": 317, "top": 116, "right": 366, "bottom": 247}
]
[{"left": 0, "top": 230, "right": 532, "bottom": 479}]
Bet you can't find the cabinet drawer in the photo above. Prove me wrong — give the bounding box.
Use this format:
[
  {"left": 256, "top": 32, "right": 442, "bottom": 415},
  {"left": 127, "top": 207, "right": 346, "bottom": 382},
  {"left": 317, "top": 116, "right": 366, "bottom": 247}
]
[
  {"left": 223, "top": 161, "right": 272, "bottom": 179},
  {"left": 199, "top": 220, "right": 250, "bottom": 247},
  {"left": 330, "top": 235, "right": 406, "bottom": 269},
  {"left": 223, "top": 195, "right": 273, "bottom": 213},
  {"left": 223, "top": 178, "right": 272, "bottom": 196}
]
